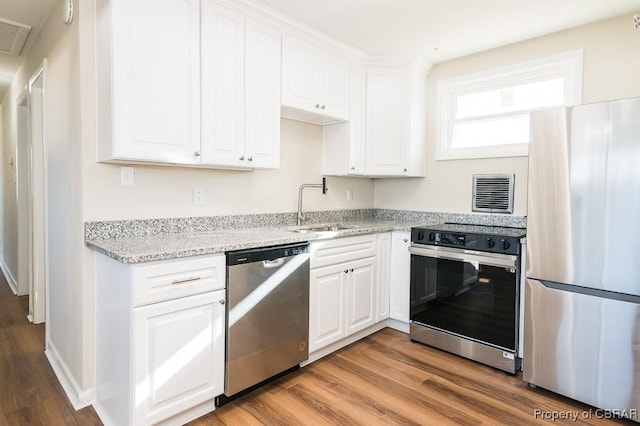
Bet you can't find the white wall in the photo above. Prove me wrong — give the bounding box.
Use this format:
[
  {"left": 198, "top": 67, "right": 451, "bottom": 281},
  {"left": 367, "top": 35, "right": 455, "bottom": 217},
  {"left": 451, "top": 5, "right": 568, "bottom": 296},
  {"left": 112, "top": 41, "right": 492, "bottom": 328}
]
[
  {"left": 83, "top": 119, "right": 374, "bottom": 220},
  {"left": 373, "top": 14, "right": 640, "bottom": 216}
]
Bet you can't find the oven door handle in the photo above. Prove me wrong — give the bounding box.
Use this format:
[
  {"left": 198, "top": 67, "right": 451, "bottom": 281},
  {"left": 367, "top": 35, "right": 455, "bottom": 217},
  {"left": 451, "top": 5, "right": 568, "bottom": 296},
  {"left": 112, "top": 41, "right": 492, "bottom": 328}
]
[{"left": 409, "top": 245, "right": 517, "bottom": 269}]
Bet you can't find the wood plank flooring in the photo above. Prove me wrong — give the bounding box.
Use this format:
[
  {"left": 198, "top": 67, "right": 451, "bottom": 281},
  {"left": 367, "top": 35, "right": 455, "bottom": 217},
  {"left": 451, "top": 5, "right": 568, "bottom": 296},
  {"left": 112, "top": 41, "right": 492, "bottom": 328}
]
[
  {"left": 0, "top": 273, "right": 635, "bottom": 425},
  {"left": 194, "top": 329, "right": 635, "bottom": 426},
  {"left": 0, "top": 275, "right": 100, "bottom": 426}
]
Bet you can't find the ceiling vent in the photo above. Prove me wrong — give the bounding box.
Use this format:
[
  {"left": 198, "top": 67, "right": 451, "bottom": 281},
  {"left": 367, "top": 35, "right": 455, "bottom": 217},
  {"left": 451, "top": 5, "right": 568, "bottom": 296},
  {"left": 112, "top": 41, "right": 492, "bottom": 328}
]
[
  {"left": 0, "top": 18, "right": 31, "bottom": 57},
  {"left": 472, "top": 174, "right": 514, "bottom": 214}
]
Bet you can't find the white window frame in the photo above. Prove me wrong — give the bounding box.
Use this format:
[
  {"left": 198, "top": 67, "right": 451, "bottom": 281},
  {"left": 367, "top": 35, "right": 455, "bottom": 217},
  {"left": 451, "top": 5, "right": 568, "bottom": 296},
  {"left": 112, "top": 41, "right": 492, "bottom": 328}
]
[{"left": 436, "top": 49, "right": 583, "bottom": 161}]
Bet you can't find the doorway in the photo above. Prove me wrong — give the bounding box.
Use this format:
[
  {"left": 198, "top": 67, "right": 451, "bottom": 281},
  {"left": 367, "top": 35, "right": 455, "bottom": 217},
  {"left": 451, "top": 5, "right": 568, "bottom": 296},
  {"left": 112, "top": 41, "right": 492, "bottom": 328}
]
[{"left": 16, "top": 61, "right": 48, "bottom": 324}]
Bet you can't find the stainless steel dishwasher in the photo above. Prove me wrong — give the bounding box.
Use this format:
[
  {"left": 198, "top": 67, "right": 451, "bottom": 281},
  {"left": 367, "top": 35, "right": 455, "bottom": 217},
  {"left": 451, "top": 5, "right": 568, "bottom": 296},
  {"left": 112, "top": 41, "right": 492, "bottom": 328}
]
[{"left": 223, "top": 242, "right": 310, "bottom": 400}]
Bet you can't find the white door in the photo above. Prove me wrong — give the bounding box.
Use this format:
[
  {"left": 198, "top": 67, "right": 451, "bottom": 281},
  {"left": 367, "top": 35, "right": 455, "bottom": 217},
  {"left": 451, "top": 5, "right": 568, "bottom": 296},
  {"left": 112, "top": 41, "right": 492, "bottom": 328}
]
[
  {"left": 346, "top": 257, "right": 376, "bottom": 335},
  {"left": 390, "top": 232, "right": 411, "bottom": 322},
  {"left": 281, "top": 36, "right": 317, "bottom": 112},
  {"left": 366, "top": 68, "right": 410, "bottom": 175},
  {"left": 200, "top": 1, "right": 245, "bottom": 167},
  {"left": 16, "top": 93, "right": 30, "bottom": 298},
  {"left": 244, "top": 18, "right": 281, "bottom": 169},
  {"left": 376, "top": 233, "right": 391, "bottom": 322},
  {"left": 28, "top": 66, "right": 46, "bottom": 324},
  {"left": 309, "top": 265, "right": 347, "bottom": 352},
  {"left": 317, "top": 55, "right": 350, "bottom": 120},
  {"left": 111, "top": 0, "right": 201, "bottom": 163},
  {"left": 133, "top": 290, "right": 225, "bottom": 425}
]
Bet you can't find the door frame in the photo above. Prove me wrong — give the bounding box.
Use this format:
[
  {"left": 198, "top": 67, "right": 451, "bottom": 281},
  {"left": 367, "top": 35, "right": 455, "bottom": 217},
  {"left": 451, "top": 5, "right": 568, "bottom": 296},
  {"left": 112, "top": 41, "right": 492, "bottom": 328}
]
[{"left": 26, "top": 60, "right": 49, "bottom": 325}]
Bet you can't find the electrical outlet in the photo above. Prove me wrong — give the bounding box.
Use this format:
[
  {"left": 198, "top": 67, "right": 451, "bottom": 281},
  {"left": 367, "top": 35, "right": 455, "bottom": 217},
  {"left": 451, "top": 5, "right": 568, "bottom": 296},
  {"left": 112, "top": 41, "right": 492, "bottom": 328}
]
[
  {"left": 120, "top": 167, "right": 134, "bottom": 186},
  {"left": 346, "top": 188, "right": 353, "bottom": 201},
  {"left": 193, "top": 187, "right": 205, "bottom": 205}
]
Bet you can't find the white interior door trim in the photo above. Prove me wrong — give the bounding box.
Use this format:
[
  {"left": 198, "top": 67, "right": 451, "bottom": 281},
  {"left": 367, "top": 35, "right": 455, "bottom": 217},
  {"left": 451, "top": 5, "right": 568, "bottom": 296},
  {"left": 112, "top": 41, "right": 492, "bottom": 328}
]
[{"left": 27, "top": 59, "right": 48, "bottom": 325}]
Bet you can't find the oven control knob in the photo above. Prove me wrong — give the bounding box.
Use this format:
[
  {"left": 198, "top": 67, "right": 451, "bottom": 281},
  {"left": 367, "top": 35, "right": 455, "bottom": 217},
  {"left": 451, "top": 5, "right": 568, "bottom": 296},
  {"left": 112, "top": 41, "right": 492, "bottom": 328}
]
[
  {"left": 486, "top": 238, "right": 496, "bottom": 248},
  {"left": 428, "top": 232, "right": 436, "bottom": 242},
  {"left": 417, "top": 231, "right": 425, "bottom": 241},
  {"left": 501, "top": 239, "right": 511, "bottom": 251}
]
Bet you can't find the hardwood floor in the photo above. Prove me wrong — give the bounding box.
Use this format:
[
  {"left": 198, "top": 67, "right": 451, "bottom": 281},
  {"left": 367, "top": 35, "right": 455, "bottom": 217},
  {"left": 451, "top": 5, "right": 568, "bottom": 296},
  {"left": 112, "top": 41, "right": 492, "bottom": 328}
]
[
  {"left": 0, "top": 276, "right": 101, "bottom": 425},
  {"left": 0, "top": 274, "right": 634, "bottom": 425},
  {"left": 194, "top": 329, "right": 635, "bottom": 426}
]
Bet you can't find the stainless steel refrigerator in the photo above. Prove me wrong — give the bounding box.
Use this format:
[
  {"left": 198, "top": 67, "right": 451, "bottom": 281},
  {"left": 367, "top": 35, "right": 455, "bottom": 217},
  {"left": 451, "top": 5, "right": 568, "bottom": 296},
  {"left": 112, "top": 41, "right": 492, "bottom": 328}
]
[{"left": 524, "top": 96, "right": 640, "bottom": 416}]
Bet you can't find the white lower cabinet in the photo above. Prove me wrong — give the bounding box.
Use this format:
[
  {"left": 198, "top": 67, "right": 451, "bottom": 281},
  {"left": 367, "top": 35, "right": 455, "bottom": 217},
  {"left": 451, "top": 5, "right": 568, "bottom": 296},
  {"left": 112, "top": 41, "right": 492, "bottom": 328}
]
[
  {"left": 309, "top": 257, "right": 376, "bottom": 352},
  {"left": 308, "top": 234, "right": 393, "bottom": 356},
  {"left": 390, "top": 231, "right": 411, "bottom": 324},
  {"left": 133, "top": 291, "right": 225, "bottom": 425},
  {"left": 94, "top": 253, "right": 226, "bottom": 426}
]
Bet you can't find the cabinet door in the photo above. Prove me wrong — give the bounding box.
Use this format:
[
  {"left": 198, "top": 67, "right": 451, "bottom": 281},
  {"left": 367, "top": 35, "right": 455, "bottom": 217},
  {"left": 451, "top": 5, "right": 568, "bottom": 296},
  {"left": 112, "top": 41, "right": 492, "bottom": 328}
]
[
  {"left": 111, "top": 0, "right": 200, "bottom": 164},
  {"left": 200, "top": 1, "right": 245, "bottom": 167},
  {"left": 346, "top": 257, "right": 377, "bottom": 335},
  {"left": 244, "top": 19, "right": 281, "bottom": 169},
  {"left": 390, "top": 232, "right": 411, "bottom": 322},
  {"left": 281, "top": 37, "right": 317, "bottom": 112},
  {"left": 309, "top": 265, "right": 347, "bottom": 352},
  {"left": 366, "top": 68, "right": 410, "bottom": 175},
  {"left": 376, "top": 233, "right": 391, "bottom": 322},
  {"left": 317, "top": 55, "right": 350, "bottom": 120},
  {"left": 133, "top": 290, "right": 225, "bottom": 425}
]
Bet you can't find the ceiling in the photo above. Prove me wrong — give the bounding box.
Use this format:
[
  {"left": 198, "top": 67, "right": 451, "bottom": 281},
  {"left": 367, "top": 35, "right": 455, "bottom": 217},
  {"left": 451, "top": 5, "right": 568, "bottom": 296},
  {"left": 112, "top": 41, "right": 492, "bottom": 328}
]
[
  {"left": 255, "top": 0, "right": 640, "bottom": 62},
  {"left": 0, "top": 1, "right": 638, "bottom": 103},
  {"left": 0, "top": 0, "right": 55, "bottom": 101}
]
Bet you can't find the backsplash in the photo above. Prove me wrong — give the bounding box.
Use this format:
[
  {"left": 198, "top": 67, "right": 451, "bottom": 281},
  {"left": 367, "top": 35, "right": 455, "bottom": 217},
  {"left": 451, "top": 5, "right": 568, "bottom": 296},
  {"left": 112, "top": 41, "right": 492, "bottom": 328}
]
[{"left": 85, "top": 208, "right": 525, "bottom": 241}]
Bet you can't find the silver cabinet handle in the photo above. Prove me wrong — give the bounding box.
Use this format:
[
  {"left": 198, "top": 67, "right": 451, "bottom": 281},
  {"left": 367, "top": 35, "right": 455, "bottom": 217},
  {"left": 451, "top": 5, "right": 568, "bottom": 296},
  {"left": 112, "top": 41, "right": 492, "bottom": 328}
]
[
  {"left": 194, "top": 152, "right": 200, "bottom": 157},
  {"left": 403, "top": 168, "right": 407, "bottom": 172},
  {"left": 350, "top": 167, "right": 355, "bottom": 170},
  {"left": 247, "top": 156, "right": 253, "bottom": 162},
  {"left": 344, "top": 269, "right": 349, "bottom": 274},
  {"left": 171, "top": 276, "right": 202, "bottom": 285},
  {"left": 219, "top": 299, "right": 226, "bottom": 305},
  {"left": 403, "top": 238, "right": 408, "bottom": 243},
  {"left": 315, "top": 103, "right": 320, "bottom": 108},
  {"left": 239, "top": 155, "right": 245, "bottom": 161},
  {"left": 321, "top": 105, "right": 326, "bottom": 109}
]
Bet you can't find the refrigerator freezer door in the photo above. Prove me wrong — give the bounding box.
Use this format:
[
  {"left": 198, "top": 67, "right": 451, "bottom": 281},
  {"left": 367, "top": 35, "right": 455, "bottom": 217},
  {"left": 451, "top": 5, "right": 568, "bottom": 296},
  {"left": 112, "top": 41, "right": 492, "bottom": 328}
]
[
  {"left": 524, "top": 279, "right": 640, "bottom": 412},
  {"left": 527, "top": 97, "right": 640, "bottom": 295}
]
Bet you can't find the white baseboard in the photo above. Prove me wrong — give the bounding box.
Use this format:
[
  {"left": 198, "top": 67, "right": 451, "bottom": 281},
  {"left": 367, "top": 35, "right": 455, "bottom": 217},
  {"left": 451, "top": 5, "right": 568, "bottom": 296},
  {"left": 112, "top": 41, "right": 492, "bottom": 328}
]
[
  {"left": 0, "top": 256, "right": 18, "bottom": 295},
  {"left": 302, "top": 322, "right": 387, "bottom": 366},
  {"left": 385, "top": 318, "right": 410, "bottom": 334},
  {"left": 45, "top": 341, "right": 94, "bottom": 410}
]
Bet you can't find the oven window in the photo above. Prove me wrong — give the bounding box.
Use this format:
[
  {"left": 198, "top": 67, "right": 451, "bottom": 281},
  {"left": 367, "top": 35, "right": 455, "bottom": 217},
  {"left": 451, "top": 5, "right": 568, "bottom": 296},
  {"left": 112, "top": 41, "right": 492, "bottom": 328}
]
[{"left": 410, "top": 255, "right": 518, "bottom": 351}]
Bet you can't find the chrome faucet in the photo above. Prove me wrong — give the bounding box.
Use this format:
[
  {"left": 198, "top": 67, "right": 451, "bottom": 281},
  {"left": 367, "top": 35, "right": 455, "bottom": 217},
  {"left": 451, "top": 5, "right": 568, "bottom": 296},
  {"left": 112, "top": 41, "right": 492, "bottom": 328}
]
[{"left": 297, "top": 177, "right": 328, "bottom": 226}]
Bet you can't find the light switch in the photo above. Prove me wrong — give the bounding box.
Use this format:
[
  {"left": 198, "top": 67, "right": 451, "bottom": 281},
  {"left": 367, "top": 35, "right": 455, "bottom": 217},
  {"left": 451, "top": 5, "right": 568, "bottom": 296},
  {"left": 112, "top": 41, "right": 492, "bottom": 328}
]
[
  {"left": 346, "top": 188, "right": 353, "bottom": 201},
  {"left": 120, "top": 167, "right": 134, "bottom": 186}
]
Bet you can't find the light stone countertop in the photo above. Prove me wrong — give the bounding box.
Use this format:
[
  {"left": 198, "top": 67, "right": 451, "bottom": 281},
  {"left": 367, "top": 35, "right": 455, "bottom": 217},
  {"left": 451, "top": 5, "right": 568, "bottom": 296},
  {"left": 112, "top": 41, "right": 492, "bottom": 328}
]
[{"left": 85, "top": 220, "right": 425, "bottom": 264}]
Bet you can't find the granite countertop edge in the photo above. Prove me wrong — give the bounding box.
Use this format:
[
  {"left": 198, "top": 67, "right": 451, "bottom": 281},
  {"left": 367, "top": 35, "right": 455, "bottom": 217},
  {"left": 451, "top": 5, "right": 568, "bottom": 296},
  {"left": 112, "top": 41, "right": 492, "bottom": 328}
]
[{"left": 85, "top": 220, "right": 423, "bottom": 264}]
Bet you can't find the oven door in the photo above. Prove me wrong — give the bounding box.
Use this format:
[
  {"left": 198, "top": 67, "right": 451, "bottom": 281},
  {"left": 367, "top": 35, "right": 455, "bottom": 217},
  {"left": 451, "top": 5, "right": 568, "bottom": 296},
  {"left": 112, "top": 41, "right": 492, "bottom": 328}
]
[{"left": 409, "top": 244, "right": 519, "bottom": 351}]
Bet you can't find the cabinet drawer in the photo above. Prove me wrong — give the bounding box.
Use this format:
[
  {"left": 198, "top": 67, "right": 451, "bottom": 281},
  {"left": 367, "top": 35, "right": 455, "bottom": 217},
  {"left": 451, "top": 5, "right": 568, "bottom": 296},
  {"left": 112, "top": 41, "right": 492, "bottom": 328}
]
[
  {"left": 310, "top": 234, "right": 377, "bottom": 269},
  {"left": 132, "top": 255, "right": 225, "bottom": 306}
]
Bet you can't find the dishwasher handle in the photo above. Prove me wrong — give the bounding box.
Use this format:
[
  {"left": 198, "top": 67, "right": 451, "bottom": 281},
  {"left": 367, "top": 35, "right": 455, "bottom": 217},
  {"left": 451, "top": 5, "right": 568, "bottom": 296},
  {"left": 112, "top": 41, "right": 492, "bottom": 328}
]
[{"left": 263, "top": 258, "right": 285, "bottom": 268}]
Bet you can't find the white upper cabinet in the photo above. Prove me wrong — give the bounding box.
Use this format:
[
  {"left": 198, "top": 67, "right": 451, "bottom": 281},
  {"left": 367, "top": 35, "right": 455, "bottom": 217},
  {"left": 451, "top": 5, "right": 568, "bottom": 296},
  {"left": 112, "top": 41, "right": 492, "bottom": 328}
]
[
  {"left": 281, "top": 36, "right": 350, "bottom": 124},
  {"left": 365, "top": 59, "right": 429, "bottom": 177},
  {"left": 323, "top": 58, "right": 429, "bottom": 178},
  {"left": 322, "top": 65, "right": 366, "bottom": 175},
  {"left": 97, "top": 0, "right": 201, "bottom": 164},
  {"left": 201, "top": 2, "right": 281, "bottom": 169},
  {"left": 97, "top": 0, "right": 281, "bottom": 169}
]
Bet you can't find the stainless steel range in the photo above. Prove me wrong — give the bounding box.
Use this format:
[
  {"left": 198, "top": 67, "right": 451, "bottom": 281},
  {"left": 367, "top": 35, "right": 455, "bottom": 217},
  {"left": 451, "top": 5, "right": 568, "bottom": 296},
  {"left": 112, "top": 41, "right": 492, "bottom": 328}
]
[{"left": 409, "top": 224, "right": 526, "bottom": 373}]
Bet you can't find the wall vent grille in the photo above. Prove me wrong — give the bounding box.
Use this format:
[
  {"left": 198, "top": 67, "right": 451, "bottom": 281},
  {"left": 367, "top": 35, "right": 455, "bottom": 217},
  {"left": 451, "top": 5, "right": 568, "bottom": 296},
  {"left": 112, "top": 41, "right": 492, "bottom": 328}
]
[
  {"left": 472, "top": 174, "right": 514, "bottom": 214},
  {"left": 0, "top": 18, "right": 31, "bottom": 57}
]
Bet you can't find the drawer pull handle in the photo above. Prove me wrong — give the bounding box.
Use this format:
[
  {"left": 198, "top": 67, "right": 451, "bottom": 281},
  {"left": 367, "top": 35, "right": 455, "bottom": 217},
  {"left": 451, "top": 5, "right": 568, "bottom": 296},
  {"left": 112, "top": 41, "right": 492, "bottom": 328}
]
[{"left": 171, "top": 277, "right": 202, "bottom": 285}]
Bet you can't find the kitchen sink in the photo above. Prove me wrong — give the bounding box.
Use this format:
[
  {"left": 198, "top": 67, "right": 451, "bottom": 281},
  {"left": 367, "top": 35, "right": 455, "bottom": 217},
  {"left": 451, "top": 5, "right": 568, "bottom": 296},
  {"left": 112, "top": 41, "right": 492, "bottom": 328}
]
[{"left": 291, "top": 224, "right": 353, "bottom": 233}]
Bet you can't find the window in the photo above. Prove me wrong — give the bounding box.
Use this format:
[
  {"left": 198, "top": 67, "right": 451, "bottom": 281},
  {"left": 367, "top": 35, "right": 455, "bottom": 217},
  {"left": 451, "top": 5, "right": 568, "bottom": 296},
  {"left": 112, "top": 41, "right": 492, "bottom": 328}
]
[{"left": 436, "top": 50, "right": 583, "bottom": 160}]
